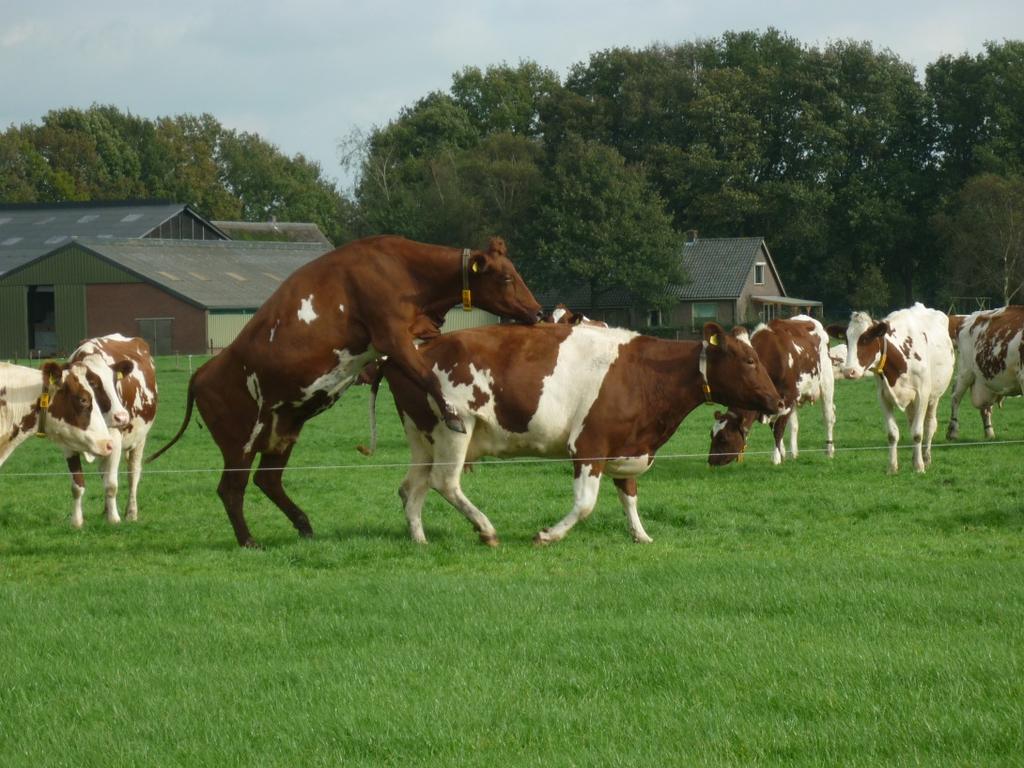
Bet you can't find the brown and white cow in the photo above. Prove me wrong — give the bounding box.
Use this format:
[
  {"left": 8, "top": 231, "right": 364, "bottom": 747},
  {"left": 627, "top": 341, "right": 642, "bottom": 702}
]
[
  {"left": 708, "top": 315, "right": 835, "bottom": 466},
  {"left": 544, "top": 303, "right": 610, "bottom": 327},
  {"left": 65, "top": 334, "right": 158, "bottom": 528},
  {"left": 946, "top": 305, "right": 1024, "bottom": 440},
  {"left": 382, "top": 322, "right": 783, "bottom": 545},
  {"left": 1, "top": 361, "right": 115, "bottom": 471},
  {"left": 149, "top": 235, "right": 542, "bottom": 547},
  {"left": 828, "top": 303, "right": 954, "bottom": 473}
]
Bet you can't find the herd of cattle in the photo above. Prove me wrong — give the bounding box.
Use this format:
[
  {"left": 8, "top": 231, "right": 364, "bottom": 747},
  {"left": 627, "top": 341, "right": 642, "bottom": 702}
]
[{"left": 2, "top": 235, "right": 1022, "bottom": 548}]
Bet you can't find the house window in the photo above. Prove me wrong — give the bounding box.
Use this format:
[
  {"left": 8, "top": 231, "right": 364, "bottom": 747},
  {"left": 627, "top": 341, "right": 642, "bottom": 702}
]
[
  {"left": 755, "top": 262, "right": 766, "bottom": 285},
  {"left": 693, "top": 302, "right": 718, "bottom": 330},
  {"left": 647, "top": 309, "right": 662, "bottom": 327}
]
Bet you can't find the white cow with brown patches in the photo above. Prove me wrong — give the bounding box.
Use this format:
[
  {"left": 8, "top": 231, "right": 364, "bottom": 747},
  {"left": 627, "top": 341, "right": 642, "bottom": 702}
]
[
  {"left": 382, "top": 323, "right": 783, "bottom": 545},
  {"left": 1, "top": 361, "right": 115, "bottom": 473},
  {"left": 66, "top": 334, "right": 158, "bottom": 528},
  {"left": 828, "top": 303, "right": 954, "bottom": 473},
  {"left": 947, "top": 305, "right": 1024, "bottom": 440}
]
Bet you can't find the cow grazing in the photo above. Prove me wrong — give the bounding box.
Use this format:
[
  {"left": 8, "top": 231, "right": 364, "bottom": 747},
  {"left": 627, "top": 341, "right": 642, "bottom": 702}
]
[
  {"left": 828, "top": 344, "right": 847, "bottom": 377},
  {"left": 828, "top": 303, "right": 954, "bottom": 473},
  {"left": 545, "top": 303, "right": 610, "bottom": 327},
  {"left": 946, "top": 305, "right": 1024, "bottom": 440},
  {"left": 66, "top": 334, "right": 158, "bottom": 528},
  {"left": 382, "top": 322, "right": 784, "bottom": 545},
  {"left": 149, "top": 235, "right": 542, "bottom": 547},
  {"left": 708, "top": 315, "right": 835, "bottom": 466},
  {"left": 1, "top": 361, "right": 115, "bottom": 470}
]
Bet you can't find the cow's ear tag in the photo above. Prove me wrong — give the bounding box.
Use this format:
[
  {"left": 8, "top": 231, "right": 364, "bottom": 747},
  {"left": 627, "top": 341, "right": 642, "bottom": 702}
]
[
  {"left": 471, "top": 261, "right": 480, "bottom": 273},
  {"left": 117, "top": 371, "right": 124, "bottom": 380},
  {"left": 709, "top": 334, "right": 719, "bottom": 346}
]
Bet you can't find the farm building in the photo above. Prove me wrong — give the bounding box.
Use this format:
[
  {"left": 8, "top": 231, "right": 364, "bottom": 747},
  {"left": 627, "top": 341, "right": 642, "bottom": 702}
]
[
  {"left": 0, "top": 199, "right": 228, "bottom": 277},
  {"left": 211, "top": 219, "right": 333, "bottom": 246},
  {"left": 0, "top": 238, "right": 330, "bottom": 358},
  {"left": 537, "top": 234, "right": 822, "bottom": 335}
]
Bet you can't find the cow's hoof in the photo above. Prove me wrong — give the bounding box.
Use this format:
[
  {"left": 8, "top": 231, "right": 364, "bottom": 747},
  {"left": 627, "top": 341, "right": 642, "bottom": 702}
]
[
  {"left": 533, "top": 530, "right": 553, "bottom": 546},
  {"left": 444, "top": 414, "right": 467, "bottom": 434},
  {"left": 298, "top": 529, "right": 315, "bottom": 540},
  {"left": 633, "top": 534, "right": 654, "bottom": 544},
  {"left": 479, "top": 532, "right": 499, "bottom": 547},
  {"left": 240, "top": 538, "right": 263, "bottom": 549}
]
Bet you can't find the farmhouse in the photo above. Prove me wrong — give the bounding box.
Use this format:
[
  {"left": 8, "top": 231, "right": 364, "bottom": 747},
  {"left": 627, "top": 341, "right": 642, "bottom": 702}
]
[{"left": 538, "top": 234, "right": 822, "bottom": 336}]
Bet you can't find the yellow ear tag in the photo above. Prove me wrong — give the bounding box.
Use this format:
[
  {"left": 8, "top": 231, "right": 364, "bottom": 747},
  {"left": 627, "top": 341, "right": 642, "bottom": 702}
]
[
  {"left": 117, "top": 371, "right": 124, "bottom": 381},
  {"left": 709, "top": 334, "right": 719, "bottom": 346},
  {"left": 471, "top": 261, "right": 480, "bottom": 273}
]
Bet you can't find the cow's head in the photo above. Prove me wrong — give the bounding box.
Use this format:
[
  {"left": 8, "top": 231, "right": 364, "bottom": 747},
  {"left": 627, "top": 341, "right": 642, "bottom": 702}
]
[
  {"left": 828, "top": 312, "right": 888, "bottom": 380},
  {"left": 708, "top": 409, "right": 753, "bottom": 466},
  {"left": 78, "top": 355, "right": 133, "bottom": 428},
  {"left": 466, "top": 237, "right": 543, "bottom": 324},
  {"left": 38, "top": 361, "right": 115, "bottom": 458},
  {"left": 702, "top": 323, "right": 785, "bottom": 415}
]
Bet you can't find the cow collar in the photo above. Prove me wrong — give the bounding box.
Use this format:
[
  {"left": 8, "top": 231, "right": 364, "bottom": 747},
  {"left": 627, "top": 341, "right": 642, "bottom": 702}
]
[
  {"left": 461, "top": 248, "right": 473, "bottom": 312},
  {"left": 35, "top": 374, "right": 59, "bottom": 438},
  {"left": 871, "top": 335, "right": 888, "bottom": 376},
  {"left": 698, "top": 341, "right": 714, "bottom": 404}
]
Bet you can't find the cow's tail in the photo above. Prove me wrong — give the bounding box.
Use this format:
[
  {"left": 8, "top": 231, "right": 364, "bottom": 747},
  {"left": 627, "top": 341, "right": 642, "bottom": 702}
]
[
  {"left": 146, "top": 371, "right": 198, "bottom": 463},
  {"left": 356, "top": 364, "right": 385, "bottom": 456}
]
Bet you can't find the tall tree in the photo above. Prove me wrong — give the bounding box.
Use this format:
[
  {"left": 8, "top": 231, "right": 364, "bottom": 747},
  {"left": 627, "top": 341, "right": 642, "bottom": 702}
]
[{"left": 527, "top": 134, "right": 683, "bottom": 309}]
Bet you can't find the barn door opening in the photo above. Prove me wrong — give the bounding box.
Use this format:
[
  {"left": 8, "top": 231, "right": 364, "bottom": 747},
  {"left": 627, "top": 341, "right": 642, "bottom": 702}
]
[
  {"left": 27, "top": 285, "right": 56, "bottom": 356},
  {"left": 138, "top": 317, "right": 173, "bottom": 356}
]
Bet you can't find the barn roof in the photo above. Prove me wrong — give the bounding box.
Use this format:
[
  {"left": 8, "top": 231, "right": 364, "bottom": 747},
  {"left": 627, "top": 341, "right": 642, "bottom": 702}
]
[
  {"left": 15, "top": 238, "right": 330, "bottom": 310},
  {"left": 212, "top": 220, "right": 333, "bottom": 246},
  {"left": 0, "top": 200, "right": 227, "bottom": 276}
]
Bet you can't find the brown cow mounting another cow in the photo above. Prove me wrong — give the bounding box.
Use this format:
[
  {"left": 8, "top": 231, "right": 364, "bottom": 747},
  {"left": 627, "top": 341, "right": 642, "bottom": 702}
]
[
  {"left": 382, "top": 322, "right": 784, "bottom": 545},
  {"left": 149, "top": 235, "right": 542, "bottom": 547}
]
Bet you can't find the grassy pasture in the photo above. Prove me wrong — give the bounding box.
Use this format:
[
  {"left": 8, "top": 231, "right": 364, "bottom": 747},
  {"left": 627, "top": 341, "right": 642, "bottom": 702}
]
[{"left": 1, "top": 354, "right": 1023, "bottom": 766}]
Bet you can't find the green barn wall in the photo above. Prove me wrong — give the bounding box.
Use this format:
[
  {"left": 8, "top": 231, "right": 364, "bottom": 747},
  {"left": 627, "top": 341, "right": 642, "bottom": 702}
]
[
  {"left": 0, "top": 285, "right": 28, "bottom": 359},
  {"left": 0, "top": 246, "right": 142, "bottom": 286},
  {"left": 55, "top": 284, "right": 88, "bottom": 353}
]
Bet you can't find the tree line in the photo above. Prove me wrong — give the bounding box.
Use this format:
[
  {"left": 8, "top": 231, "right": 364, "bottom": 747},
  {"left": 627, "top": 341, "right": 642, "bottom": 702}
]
[{"left": 3, "top": 29, "right": 1023, "bottom": 316}]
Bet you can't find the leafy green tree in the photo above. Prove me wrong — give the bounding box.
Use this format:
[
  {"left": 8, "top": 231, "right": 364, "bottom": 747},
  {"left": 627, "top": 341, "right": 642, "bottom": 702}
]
[
  {"left": 527, "top": 134, "right": 683, "bottom": 309},
  {"left": 935, "top": 173, "right": 1024, "bottom": 305}
]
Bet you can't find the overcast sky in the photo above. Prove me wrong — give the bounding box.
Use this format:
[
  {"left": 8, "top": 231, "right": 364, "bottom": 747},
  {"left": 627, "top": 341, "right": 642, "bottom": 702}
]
[{"left": 2, "top": 1, "right": 1021, "bottom": 191}]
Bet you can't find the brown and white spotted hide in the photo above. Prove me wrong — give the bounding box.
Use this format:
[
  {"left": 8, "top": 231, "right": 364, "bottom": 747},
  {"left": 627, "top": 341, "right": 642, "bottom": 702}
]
[
  {"left": 828, "top": 302, "right": 954, "bottom": 473},
  {"left": 148, "top": 235, "right": 542, "bottom": 547},
  {"left": 947, "top": 305, "right": 1024, "bottom": 440},
  {"left": 544, "top": 304, "right": 610, "bottom": 327},
  {"left": 65, "top": 335, "right": 158, "bottom": 528},
  {"left": 383, "top": 322, "right": 783, "bottom": 546},
  {"left": 709, "top": 315, "right": 835, "bottom": 466},
  {"left": 0, "top": 361, "right": 115, "bottom": 476}
]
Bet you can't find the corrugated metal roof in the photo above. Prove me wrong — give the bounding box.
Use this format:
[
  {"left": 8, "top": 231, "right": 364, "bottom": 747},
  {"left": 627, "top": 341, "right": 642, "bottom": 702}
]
[
  {"left": 56, "top": 238, "right": 331, "bottom": 309},
  {"left": 671, "top": 237, "right": 769, "bottom": 299},
  {"left": 0, "top": 200, "right": 213, "bottom": 276},
  {"left": 212, "top": 220, "right": 333, "bottom": 246}
]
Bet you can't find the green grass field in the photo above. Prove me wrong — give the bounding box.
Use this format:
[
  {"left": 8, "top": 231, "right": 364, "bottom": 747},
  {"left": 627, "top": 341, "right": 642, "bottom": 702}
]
[{"left": 2, "top": 354, "right": 1023, "bottom": 766}]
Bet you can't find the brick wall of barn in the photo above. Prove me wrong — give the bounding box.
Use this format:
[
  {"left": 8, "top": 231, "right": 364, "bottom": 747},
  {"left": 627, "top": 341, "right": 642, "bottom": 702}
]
[{"left": 86, "top": 284, "right": 207, "bottom": 354}]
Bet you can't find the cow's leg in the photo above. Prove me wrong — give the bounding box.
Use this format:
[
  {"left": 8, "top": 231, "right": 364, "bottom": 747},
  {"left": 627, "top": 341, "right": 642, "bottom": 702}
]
[
  {"left": 788, "top": 408, "right": 801, "bottom": 461},
  {"left": 614, "top": 477, "right": 652, "bottom": 544},
  {"left": 881, "top": 399, "right": 901, "bottom": 474},
  {"left": 399, "top": 425, "right": 434, "bottom": 543},
  {"left": 822, "top": 393, "right": 836, "bottom": 458},
  {"left": 101, "top": 430, "right": 124, "bottom": 525},
  {"left": 252, "top": 447, "right": 314, "bottom": 539},
  {"left": 67, "top": 454, "right": 86, "bottom": 529},
  {"left": 923, "top": 396, "right": 941, "bottom": 467},
  {"left": 535, "top": 461, "right": 603, "bottom": 545},
  {"left": 216, "top": 453, "right": 258, "bottom": 548},
  {"left": 907, "top": 398, "right": 927, "bottom": 473},
  {"left": 123, "top": 442, "right": 145, "bottom": 522},
  {"left": 771, "top": 414, "right": 788, "bottom": 464},
  {"left": 429, "top": 430, "right": 498, "bottom": 546},
  {"left": 946, "top": 369, "right": 972, "bottom": 440},
  {"left": 981, "top": 405, "right": 995, "bottom": 439}
]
